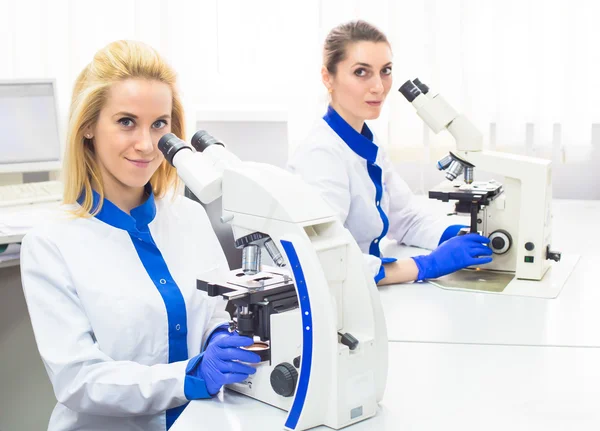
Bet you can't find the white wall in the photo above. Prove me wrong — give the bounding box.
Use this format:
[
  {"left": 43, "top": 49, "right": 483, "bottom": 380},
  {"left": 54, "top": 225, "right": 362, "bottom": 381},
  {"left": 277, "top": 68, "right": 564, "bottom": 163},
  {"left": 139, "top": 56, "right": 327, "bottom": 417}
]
[
  {"left": 1, "top": 0, "right": 598, "bottom": 195},
  {"left": 0, "top": 0, "right": 329, "bottom": 157}
]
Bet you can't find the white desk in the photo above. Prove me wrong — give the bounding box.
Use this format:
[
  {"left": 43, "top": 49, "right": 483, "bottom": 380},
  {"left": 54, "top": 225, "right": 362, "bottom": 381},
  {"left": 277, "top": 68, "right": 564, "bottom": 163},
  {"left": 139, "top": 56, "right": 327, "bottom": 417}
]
[
  {"left": 172, "top": 342, "right": 600, "bottom": 431},
  {"left": 173, "top": 199, "right": 600, "bottom": 430},
  {"left": 0, "top": 202, "right": 62, "bottom": 267},
  {"left": 381, "top": 199, "right": 600, "bottom": 348}
]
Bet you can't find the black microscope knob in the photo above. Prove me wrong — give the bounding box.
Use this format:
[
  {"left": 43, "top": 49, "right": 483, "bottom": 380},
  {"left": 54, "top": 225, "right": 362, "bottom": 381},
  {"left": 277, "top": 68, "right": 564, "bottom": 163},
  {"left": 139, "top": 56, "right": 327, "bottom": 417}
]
[
  {"left": 488, "top": 230, "right": 512, "bottom": 255},
  {"left": 270, "top": 362, "right": 298, "bottom": 397},
  {"left": 492, "top": 236, "right": 505, "bottom": 250}
]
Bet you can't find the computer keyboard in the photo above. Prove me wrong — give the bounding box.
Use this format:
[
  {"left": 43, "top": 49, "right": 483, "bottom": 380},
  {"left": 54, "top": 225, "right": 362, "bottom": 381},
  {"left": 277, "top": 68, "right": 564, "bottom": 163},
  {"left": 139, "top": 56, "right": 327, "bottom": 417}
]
[{"left": 0, "top": 181, "right": 63, "bottom": 207}]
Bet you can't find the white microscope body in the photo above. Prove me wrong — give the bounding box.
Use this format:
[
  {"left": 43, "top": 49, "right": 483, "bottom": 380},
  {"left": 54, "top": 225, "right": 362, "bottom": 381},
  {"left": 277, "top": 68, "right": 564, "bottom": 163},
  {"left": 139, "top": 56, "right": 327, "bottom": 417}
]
[
  {"left": 399, "top": 79, "right": 560, "bottom": 282},
  {"left": 158, "top": 132, "right": 388, "bottom": 431}
]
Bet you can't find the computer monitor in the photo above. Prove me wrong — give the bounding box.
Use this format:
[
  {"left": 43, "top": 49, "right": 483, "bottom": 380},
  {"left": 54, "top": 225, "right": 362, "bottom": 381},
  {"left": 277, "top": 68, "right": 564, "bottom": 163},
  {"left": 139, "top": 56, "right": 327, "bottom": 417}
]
[{"left": 0, "top": 79, "right": 62, "bottom": 174}]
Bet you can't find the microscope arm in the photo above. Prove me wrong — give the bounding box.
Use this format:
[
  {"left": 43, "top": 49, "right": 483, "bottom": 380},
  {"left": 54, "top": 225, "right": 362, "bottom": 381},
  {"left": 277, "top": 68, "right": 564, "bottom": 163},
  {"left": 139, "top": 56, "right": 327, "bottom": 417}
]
[{"left": 456, "top": 150, "right": 550, "bottom": 184}]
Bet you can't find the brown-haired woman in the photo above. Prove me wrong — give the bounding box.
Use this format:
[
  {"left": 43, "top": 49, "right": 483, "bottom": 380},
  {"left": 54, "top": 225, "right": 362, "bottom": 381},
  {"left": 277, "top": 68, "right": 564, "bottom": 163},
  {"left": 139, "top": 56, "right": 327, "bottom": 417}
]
[{"left": 288, "top": 20, "right": 492, "bottom": 285}]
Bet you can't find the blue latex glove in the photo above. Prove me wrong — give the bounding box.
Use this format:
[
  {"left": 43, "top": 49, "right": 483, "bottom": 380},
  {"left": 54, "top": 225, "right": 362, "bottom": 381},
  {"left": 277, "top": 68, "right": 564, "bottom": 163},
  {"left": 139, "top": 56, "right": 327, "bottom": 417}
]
[
  {"left": 438, "top": 224, "right": 468, "bottom": 245},
  {"left": 203, "top": 325, "right": 230, "bottom": 350},
  {"left": 412, "top": 233, "right": 493, "bottom": 281},
  {"left": 198, "top": 332, "right": 261, "bottom": 395}
]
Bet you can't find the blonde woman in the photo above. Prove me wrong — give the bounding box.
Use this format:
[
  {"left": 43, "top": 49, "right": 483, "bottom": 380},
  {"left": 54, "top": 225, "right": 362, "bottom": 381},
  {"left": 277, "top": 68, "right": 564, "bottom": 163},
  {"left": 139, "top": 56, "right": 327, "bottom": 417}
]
[{"left": 20, "top": 40, "right": 259, "bottom": 430}]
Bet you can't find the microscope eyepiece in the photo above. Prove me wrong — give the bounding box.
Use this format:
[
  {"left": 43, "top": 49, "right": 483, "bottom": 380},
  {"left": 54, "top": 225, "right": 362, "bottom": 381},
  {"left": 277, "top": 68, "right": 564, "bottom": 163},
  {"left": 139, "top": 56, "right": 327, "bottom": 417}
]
[
  {"left": 158, "top": 133, "right": 190, "bottom": 165},
  {"left": 412, "top": 78, "right": 430, "bottom": 95},
  {"left": 398, "top": 80, "right": 422, "bottom": 102},
  {"left": 191, "top": 130, "right": 225, "bottom": 153}
]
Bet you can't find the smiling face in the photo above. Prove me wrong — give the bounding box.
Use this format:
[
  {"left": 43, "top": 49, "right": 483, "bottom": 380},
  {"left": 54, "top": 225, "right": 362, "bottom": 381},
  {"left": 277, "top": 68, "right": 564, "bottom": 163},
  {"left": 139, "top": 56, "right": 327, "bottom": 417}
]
[
  {"left": 322, "top": 41, "right": 393, "bottom": 131},
  {"left": 88, "top": 78, "right": 172, "bottom": 205}
]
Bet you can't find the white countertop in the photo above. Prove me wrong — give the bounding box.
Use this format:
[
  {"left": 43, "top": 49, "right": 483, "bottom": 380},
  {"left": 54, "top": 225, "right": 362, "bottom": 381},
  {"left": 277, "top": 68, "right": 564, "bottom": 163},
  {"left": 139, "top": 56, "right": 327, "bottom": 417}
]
[
  {"left": 172, "top": 342, "right": 600, "bottom": 431},
  {"left": 0, "top": 201, "right": 62, "bottom": 246},
  {"left": 380, "top": 199, "right": 600, "bottom": 347},
  {"left": 173, "top": 199, "right": 600, "bottom": 430}
]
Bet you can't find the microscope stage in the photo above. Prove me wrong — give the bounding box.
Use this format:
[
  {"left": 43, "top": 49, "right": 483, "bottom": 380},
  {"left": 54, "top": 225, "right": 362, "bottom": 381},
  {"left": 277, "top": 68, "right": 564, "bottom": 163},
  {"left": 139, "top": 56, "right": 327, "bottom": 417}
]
[
  {"left": 197, "top": 267, "right": 296, "bottom": 304},
  {"left": 429, "top": 179, "right": 503, "bottom": 204}
]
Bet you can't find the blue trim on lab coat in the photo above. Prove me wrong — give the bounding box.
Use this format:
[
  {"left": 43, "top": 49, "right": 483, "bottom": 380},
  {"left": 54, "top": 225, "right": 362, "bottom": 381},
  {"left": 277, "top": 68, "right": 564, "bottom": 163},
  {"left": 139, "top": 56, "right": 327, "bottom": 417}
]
[
  {"left": 78, "top": 185, "right": 190, "bottom": 428},
  {"left": 323, "top": 106, "right": 397, "bottom": 282}
]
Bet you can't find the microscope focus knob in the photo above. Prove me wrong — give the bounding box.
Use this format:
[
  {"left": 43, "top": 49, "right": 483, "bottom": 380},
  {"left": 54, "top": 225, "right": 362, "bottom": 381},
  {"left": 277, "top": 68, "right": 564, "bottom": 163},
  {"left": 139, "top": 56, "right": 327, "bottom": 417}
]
[
  {"left": 492, "top": 237, "right": 505, "bottom": 250},
  {"left": 488, "top": 230, "right": 512, "bottom": 255},
  {"left": 270, "top": 362, "right": 298, "bottom": 397}
]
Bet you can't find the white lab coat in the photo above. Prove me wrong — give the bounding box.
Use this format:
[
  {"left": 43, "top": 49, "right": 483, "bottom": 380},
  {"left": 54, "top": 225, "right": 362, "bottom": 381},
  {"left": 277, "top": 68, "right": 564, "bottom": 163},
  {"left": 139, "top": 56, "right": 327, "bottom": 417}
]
[
  {"left": 288, "top": 107, "right": 452, "bottom": 281},
  {"left": 20, "top": 190, "right": 230, "bottom": 431}
]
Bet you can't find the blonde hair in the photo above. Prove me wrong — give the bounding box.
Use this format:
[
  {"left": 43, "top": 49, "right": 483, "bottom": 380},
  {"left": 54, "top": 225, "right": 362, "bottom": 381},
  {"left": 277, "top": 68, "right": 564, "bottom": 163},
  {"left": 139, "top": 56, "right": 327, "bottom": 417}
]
[{"left": 63, "top": 40, "right": 184, "bottom": 216}]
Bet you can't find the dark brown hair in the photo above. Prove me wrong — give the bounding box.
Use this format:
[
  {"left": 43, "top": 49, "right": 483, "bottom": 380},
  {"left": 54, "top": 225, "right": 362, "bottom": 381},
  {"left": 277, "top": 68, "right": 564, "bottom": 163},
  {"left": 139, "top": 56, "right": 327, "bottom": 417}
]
[{"left": 323, "top": 20, "right": 390, "bottom": 75}]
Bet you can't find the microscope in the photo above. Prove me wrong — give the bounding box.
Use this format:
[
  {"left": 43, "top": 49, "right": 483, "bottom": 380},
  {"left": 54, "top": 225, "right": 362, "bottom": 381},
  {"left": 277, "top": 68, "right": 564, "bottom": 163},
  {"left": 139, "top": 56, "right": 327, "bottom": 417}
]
[
  {"left": 158, "top": 131, "right": 388, "bottom": 430},
  {"left": 398, "top": 78, "right": 569, "bottom": 290}
]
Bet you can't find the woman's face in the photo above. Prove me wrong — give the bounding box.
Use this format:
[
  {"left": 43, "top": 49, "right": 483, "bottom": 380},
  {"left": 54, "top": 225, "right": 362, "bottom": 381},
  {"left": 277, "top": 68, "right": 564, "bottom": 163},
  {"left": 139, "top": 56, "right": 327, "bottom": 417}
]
[
  {"left": 89, "top": 78, "right": 172, "bottom": 195},
  {"left": 324, "top": 41, "right": 393, "bottom": 128}
]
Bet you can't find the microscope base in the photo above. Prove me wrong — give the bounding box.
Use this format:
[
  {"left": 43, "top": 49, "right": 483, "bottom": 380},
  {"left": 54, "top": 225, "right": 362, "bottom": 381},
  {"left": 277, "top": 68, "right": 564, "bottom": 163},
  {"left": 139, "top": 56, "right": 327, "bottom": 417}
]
[{"left": 429, "top": 254, "right": 580, "bottom": 298}]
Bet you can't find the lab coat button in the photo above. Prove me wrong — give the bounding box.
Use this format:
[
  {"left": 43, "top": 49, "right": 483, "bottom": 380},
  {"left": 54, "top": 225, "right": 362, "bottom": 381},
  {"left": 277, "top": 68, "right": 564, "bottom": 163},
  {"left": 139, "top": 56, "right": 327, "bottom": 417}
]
[
  {"left": 159, "top": 278, "right": 167, "bottom": 285},
  {"left": 176, "top": 324, "right": 181, "bottom": 331}
]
